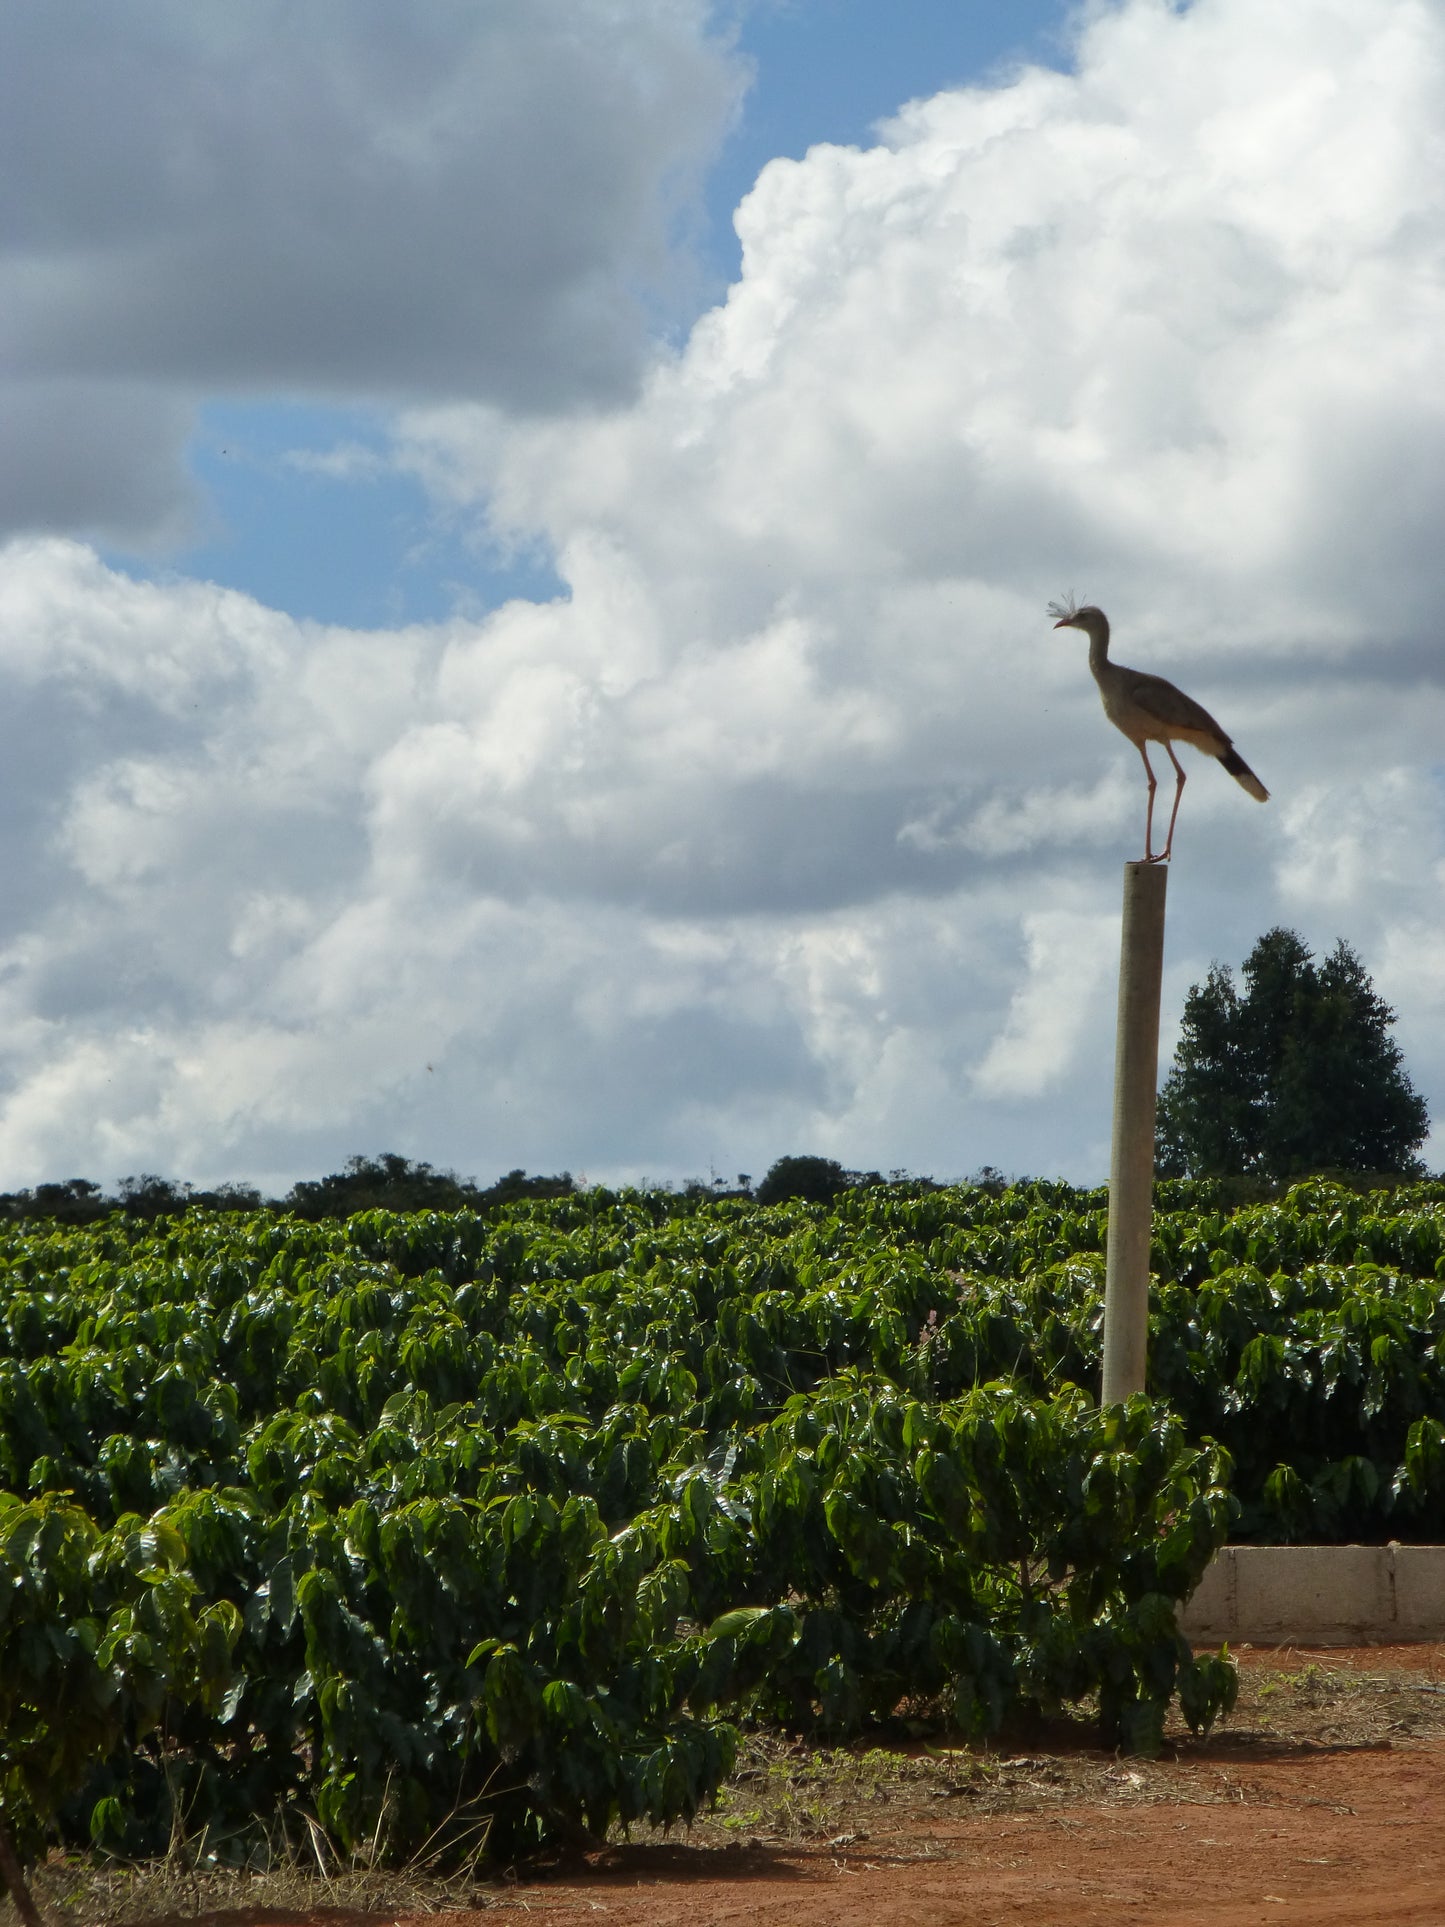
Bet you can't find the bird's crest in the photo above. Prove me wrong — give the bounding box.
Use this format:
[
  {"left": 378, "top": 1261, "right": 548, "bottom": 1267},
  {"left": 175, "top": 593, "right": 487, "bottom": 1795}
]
[{"left": 1046, "top": 595, "right": 1079, "bottom": 622}]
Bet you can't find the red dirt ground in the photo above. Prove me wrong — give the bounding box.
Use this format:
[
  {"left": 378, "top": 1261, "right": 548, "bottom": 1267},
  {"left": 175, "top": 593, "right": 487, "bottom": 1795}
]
[{"left": 431, "top": 1644, "right": 1445, "bottom": 1927}]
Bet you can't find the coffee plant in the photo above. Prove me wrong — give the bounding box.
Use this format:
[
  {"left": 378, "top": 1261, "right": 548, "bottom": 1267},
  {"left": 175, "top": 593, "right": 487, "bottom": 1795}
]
[{"left": 1, "top": 1176, "right": 1442, "bottom": 1874}]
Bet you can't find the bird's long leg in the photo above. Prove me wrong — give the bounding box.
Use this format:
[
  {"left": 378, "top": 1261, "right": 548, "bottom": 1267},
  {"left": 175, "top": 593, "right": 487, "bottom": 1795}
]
[
  {"left": 1138, "top": 744, "right": 1159, "bottom": 861},
  {"left": 1159, "top": 742, "right": 1187, "bottom": 861}
]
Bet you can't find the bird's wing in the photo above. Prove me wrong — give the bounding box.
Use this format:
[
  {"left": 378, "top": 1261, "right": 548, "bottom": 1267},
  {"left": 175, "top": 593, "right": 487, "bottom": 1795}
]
[{"left": 1120, "top": 667, "right": 1230, "bottom": 744}]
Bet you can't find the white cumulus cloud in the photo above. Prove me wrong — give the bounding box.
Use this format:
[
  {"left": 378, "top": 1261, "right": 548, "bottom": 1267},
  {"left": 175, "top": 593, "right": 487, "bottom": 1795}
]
[{"left": 2, "top": 0, "right": 1445, "bottom": 1187}]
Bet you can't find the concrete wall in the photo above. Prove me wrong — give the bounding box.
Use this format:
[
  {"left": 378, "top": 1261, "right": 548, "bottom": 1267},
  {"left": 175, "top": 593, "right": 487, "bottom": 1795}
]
[{"left": 1180, "top": 1544, "right": 1445, "bottom": 1645}]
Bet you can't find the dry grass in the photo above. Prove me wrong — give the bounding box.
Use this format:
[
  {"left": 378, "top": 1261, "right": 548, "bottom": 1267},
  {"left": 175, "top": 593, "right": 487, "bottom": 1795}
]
[{"left": 8, "top": 1812, "right": 499, "bottom": 1927}]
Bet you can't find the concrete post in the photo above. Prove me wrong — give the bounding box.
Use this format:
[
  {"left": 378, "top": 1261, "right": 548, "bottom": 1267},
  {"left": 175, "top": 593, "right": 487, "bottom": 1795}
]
[{"left": 1101, "top": 859, "right": 1168, "bottom": 1404}]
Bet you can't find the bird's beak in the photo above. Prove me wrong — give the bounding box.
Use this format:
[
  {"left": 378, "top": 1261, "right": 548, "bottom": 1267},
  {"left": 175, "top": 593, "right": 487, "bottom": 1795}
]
[{"left": 1053, "top": 617, "right": 1074, "bottom": 630}]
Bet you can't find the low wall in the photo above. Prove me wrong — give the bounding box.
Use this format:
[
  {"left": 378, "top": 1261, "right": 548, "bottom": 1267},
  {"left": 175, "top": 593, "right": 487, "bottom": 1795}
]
[{"left": 1180, "top": 1544, "right": 1445, "bottom": 1645}]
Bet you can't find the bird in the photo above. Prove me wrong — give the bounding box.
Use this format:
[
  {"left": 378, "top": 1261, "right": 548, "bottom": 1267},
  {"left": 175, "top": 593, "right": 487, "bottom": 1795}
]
[{"left": 1048, "top": 600, "right": 1268, "bottom": 863}]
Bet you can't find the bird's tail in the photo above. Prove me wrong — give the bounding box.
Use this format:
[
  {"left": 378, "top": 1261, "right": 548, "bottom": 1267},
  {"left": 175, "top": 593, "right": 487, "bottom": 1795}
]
[{"left": 1218, "top": 746, "right": 1269, "bottom": 802}]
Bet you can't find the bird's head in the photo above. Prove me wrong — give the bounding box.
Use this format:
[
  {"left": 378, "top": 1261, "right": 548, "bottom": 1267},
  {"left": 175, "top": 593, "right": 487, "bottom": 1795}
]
[{"left": 1047, "top": 598, "right": 1108, "bottom": 641}]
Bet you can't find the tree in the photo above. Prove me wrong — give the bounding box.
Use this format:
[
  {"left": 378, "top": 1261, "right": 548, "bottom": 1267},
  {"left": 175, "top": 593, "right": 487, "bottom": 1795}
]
[
  {"left": 0, "top": 1179, "right": 109, "bottom": 1226},
  {"left": 1156, "top": 928, "right": 1430, "bottom": 1179},
  {"left": 755, "top": 1155, "right": 853, "bottom": 1206},
  {"left": 285, "top": 1154, "right": 574, "bottom": 1219}
]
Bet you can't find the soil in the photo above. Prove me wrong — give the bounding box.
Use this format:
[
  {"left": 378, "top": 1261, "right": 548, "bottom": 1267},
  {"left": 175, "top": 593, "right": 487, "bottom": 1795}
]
[
  {"left": 459, "top": 1643, "right": 1445, "bottom": 1927},
  {"left": 32, "top": 1644, "right": 1445, "bottom": 1927}
]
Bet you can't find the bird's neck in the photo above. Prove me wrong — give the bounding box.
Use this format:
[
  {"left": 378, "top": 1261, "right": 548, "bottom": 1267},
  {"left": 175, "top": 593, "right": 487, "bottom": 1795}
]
[{"left": 1085, "top": 616, "right": 1111, "bottom": 675}]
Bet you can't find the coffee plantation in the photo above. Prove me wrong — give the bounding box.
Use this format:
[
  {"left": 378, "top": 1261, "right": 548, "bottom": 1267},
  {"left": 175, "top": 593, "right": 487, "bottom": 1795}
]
[{"left": 2, "top": 1177, "right": 1443, "bottom": 1875}]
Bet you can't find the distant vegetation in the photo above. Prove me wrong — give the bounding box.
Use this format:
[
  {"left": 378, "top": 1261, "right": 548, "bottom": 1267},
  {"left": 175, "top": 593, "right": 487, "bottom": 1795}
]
[
  {"left": 0, "top": 1155, "right": 578, "bottom": 1226},
  {"left": 0, "top": 1152, "right": 921, "bottom": 1225}
]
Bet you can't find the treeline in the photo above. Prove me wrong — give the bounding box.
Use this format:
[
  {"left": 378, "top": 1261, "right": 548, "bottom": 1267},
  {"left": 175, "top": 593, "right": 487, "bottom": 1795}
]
[
  {"left": 0, "top": 1154, "right": 577, "bottom": 1226},
  {"left": 0, "top": 1151, "right": 911, "bottom": 1226}
]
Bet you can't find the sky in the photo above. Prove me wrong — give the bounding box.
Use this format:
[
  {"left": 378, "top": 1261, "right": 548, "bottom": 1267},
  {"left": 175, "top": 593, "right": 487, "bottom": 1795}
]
[{"left": 2, "top": 0, "right": 1444, "bottom": 1196}]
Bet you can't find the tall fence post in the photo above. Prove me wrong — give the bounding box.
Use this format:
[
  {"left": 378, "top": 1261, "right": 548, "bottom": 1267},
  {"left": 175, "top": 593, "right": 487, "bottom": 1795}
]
[{"left": 1101, "top": 859, "right": 1169, "bottom": 1404}]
